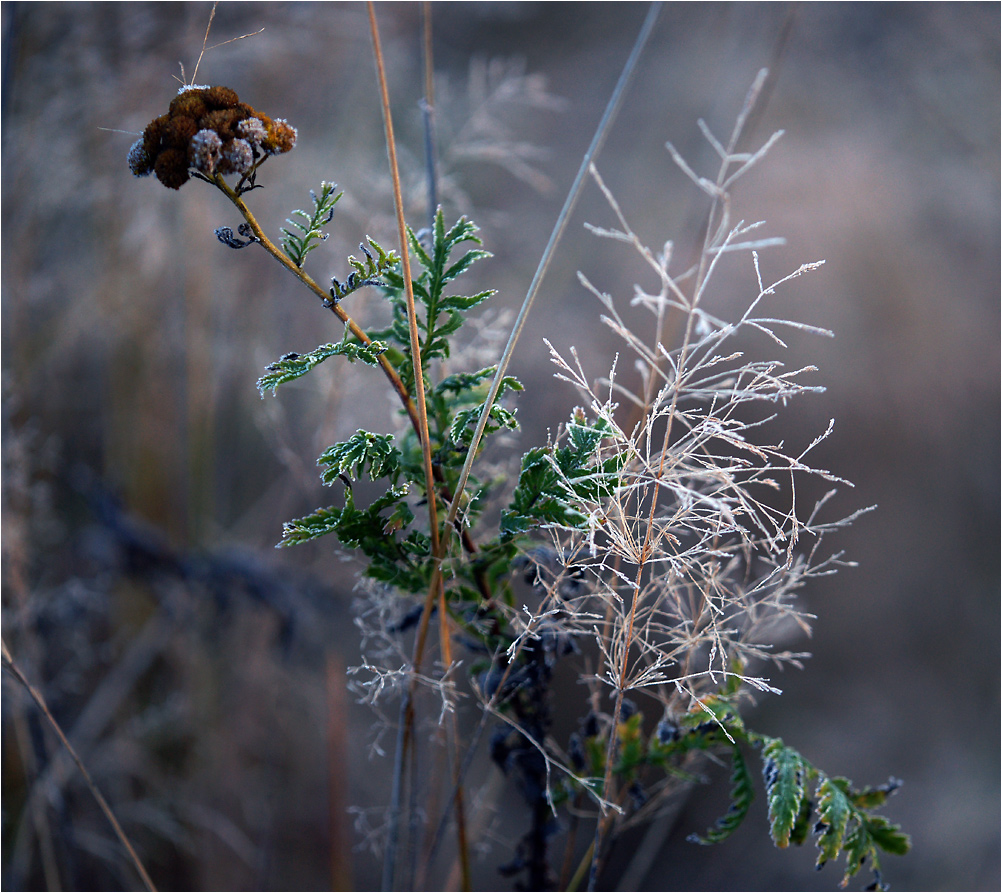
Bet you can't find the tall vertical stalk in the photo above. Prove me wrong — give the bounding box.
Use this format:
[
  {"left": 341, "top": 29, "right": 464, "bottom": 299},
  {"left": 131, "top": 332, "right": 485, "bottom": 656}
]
[{"left": 367, "top": 4, "right": 470, "bottom": 888}]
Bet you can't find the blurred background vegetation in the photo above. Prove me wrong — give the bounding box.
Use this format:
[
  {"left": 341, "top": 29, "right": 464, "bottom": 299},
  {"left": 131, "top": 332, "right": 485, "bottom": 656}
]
[{"left": 2, "top": 2, "right": 998, "bottom": 890}]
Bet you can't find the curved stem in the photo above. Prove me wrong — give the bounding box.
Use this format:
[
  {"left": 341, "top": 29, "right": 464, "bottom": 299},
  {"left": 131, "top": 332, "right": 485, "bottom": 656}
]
[{"left": 211, "top": 175, "right": 424, "bottom": 438}]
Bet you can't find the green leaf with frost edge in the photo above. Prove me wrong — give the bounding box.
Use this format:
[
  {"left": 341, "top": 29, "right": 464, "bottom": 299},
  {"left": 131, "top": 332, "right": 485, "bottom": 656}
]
[
  {"left": 761, "top": 737, "right": 807, "bottom": 848},
  {"left": 258, "top": 340, "right": 387, "bottom": 395},
  {"left": 318, "top": 431, "right": 401, "bottom": 483},
  {"left": 280, "top": 181, "right": 341, "bottom": 268},
  {"left": 688, "top": 745, "right": 754, "bottom": 845}
]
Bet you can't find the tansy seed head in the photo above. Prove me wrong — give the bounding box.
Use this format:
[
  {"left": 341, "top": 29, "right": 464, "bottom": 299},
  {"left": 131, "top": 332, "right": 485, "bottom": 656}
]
[
  {"left": 264, "top": 118, "right": 297, "bottom": 155},
  {"left": 189, "top": 129, "right": 223, "bottom": 175},
  {"left": 127, "top": 139, "right": 153, "bottom": 177},
  {"left": 220, "top": 138, "right": 253, "bottom": 175},
  {"left": 130, "top": 85, "right": 296, "bottom": 189}
]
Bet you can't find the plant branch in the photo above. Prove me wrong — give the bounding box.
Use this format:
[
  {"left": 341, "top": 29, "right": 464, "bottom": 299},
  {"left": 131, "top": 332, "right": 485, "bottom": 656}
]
[
  {"left": 2, "top": 638, "right": 158, "bottom": 893},
  {"left": 210, "top": 174, "right": 424, "bottom": 438}
]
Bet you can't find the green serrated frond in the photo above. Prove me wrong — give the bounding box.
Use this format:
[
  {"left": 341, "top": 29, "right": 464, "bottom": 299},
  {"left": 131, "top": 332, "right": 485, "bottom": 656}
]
[
  {"left": 436, "top": 366, "right": 497, "bottom": 396},
  {"left": 280, "top": 181, "right": 342, "bottom": 268},
  {"left": 500, "top": 409, "right": 625, "bottom": 541},
  {"left": 864, "top": 815, "right": 911, "bottom": 857},
  {"left": 851, "top": 777, "right": 903, "bottom": 810},
  {"left": 815, "top": 775, "right": 852, "bottom": 868},
  {"left": 331, "top": 237, "right": 401, "bottom": 302},
  {"left": 447, "top": 374, "right": 522, "bottom": 446},
  {"left": 437, "top": 289, "right": 495, "bottom": 313},
  {"left": 278, "top": 504, "right": 343, "bottom": 547},
  {"left": 442, "top": 249, "right": 492, "bottom": 285},
  {"left": 689, "top": 746, "right": 755, "bottom": 845},
  {"left": 257, "top": 339, "right": 387, "bottom": 396},
  {"left": 318, "top": 430, "right": 401, "bottom": 483},
  {"left": 761, "top": 738, "right": 807, "bottom": 848},
  {"left": 811, "top": 774, "right": 910, "bottom": 889}
]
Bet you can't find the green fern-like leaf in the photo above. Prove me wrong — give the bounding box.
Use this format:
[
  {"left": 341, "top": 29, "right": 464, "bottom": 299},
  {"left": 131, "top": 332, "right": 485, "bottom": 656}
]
[
  {"left": 689, "top": 745, "right": 755, "bottom": 845},
  {"left": 257, "top": 340, "right": 387, "bottom": 395},
  {"left": 448, "top": 374, "right": 523, "bottom": 446},
  {"left": 499, "top": 447, "right": 589, "bottom": 540},
  {"left": 500, "top": 410, "right": 624, "bottom": 541},
  {"left": 279, "top": 483, "right": 408, "bottom": 548},
  {"left": 318, "top": 431, "right": 401, "bottom": 484},
  {"left": 330, "top": 237, "right": 399, "bottom": 302},
  {"left": 761, "top": 737, "right": 808, "bottom": 848},
  {"left": 811, "top": 774, "right": 910, "bottom": 889},
  {"left": 280, "top": 181, "right": 342, "bottom": 267},
  {"left": 815, "top": 775, "right": 853, "bottom": 869},
  {"left": 863, "top": 814, "right": 910, "bottom": 857},
  {"left": 277, "top": 504, "right": 344, "bottom": 547}
]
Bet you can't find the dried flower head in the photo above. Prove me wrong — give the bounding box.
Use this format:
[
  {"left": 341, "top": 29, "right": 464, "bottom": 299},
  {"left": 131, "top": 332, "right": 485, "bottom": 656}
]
[
  {"left": 129, "top": 85, "right": 296, "bottom": 189},
  {"left": 189, "top": 128, "right": 223, "bottom": 175}
]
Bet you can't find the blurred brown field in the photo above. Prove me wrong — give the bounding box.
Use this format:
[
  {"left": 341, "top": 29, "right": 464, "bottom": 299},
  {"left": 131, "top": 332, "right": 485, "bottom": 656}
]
[{"left": 2, "top": 3, "right": 998, "bottom": 890}]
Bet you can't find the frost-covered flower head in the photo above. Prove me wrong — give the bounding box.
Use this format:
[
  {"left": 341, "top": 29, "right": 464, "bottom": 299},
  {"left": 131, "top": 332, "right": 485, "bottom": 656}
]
[{"left": 128, "top": 85, "right": 297, "bottom": 189}]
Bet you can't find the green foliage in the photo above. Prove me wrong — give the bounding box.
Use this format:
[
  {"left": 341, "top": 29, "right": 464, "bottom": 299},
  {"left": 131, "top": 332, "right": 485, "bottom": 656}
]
[
  {"left": 553, "top": 695, "right": 908, "bottom": 891},
  {"left": 688, "top": 746, "right": 755, "bottom": 845},
  {"left": 370, "top": 210, "right": 494, "bottom": 386},
  {"left": 257, "top": 338, "right": 387, "bottom": 396},
  {"left": 330, "top": 237, "right": 399, "bottom": 303},
  {"left": 280, "top": 181, "right": 342, "bottom": 268},
  {"left": 752, "top": 736, "right": 909, "bottom": 890},
  {"left": 499, "top": 410, "right": 626, "bottom": 541},
  {"left": 268, "top": 209, "right": 520, "bottom": 608},
  {"left": 318, "top": 430, "right": 401, "bottom": 484},
  {"left": 445, "top": 369, "right": 523, "bottom": 447},
  {"left": 762, "top": 736, "right": 808, "bottom": 848}
]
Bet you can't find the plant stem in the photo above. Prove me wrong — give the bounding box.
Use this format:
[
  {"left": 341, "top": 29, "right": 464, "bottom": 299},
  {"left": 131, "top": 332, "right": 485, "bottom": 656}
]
[
  {"left": 367, "top": 4, "right": 470, "bottom": 888},
  {"left": 2, "top": 638, "right": 158, "bottom": 893},
  {"left": 210, "top": 175, "right": 424, "bottom": 438},
  {"left": 420, "top": 0, "right": 438, "bottom": 230},
  {"left": 443, "top": 0, "right": 663, "bottom": 545}
]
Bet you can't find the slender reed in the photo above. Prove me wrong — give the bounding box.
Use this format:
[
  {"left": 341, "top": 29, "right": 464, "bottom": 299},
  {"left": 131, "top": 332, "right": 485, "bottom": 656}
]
[{"left": 2, "top": 639, "right": 158, "bottom": 893}]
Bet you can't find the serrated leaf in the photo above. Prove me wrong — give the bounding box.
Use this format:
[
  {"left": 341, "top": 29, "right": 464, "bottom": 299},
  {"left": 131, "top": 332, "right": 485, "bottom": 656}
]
[
  {"left": 864, "top": 815, "right": 911, "bottom": 857},
  {"left": 450, "top": 404, "right": 519, "bottom": 446},
  {"left": 318, "top": 430, "right": 401, "bottom": 483},
  {"left": 278, "top": 505, "right": 342, "bottom": 547},
  {"left": 566, "top": 415, "right": 615, "bottom": 457},
  {"left": 789, "top": 788, "right": 815, "bottom": 847},
  {"left": 851, "top": 777, "right": 902, "bottom": 810},
  {"left": 278, "top": 484, "right": 410, "bottom": 550},
  {"left": 499, "top": 447, "right": 590, "bottom": 540},
  {"left": 330, "top": 237, "right": 400, "bottom": 302},
  {"left": 500, "top": 409, "right": 623, "bottom": 541},
  {"left": 689, "top": 746, "right": 755, "bottom": 845},
  {"left": 442, "top": 249, "right": 492, "bottom": 284},
  {"left": 447, "top": 374, "right": 523, "bottom": 446},
  {"left": 280, "top": 182, "right": 342, "bottom": 267},
  {"left": 840, "top": 821, "right": 870, "bottom": 884},
  {"left": 438, "top": 289, "right": 495, "bottom": 312},
  {"left": 761, "top": 738, "right": 806, "bottom": 848},
  {"left": 258, "top": 340, "right": 387, "bottom": 395},
  {"left": 815, "top": 775, "right": 852, "bottom": 868},
  {"left": 436, "top": 366, "right": 496, "bottom": 395}
]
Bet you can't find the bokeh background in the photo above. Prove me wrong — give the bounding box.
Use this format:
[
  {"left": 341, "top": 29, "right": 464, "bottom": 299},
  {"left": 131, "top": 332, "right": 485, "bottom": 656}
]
[{"left": 2, "top": 2, "right": 998, "bottom": 890}]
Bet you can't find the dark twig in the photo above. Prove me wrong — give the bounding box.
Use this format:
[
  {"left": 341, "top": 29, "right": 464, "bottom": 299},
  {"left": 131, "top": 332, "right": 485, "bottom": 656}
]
[{"left": 2, "top": 638, "right": 158, "bottom": 893}]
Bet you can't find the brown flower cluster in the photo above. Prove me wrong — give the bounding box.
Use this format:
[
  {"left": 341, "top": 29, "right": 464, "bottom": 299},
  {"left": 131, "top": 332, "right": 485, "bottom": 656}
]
[{"left": 128, "top": 85, "right": 297, "bottom": 189}]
